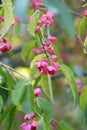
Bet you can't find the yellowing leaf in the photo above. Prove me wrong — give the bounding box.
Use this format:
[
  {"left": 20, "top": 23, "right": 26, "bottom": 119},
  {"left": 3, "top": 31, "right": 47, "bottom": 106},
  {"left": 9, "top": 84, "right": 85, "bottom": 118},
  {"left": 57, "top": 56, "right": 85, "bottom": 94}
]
[
  {"left": 83, "top": 36, "right": 87, "bottom": 54},
  {"left": 1, "top": 0, "right": 13, "bottom": 37}
]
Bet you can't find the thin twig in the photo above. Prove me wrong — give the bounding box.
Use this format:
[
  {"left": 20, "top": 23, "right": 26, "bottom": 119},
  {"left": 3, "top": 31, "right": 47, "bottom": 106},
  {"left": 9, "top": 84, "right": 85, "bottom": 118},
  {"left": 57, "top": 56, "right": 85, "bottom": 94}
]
[
  {"left": 69, "top": 9, "right": 82, "bottom": 18},
  {"left": 5, "top": 68, "right": 17, "bottom": 82},
  {"left": 0, "top": 86, "right": 14, "bottom": 91},
  {"left": 0, "top": 61, "right": 28, "bottom": 80},
  {"left": 76, "top": 34, "right": 87, "bottom": 52}
]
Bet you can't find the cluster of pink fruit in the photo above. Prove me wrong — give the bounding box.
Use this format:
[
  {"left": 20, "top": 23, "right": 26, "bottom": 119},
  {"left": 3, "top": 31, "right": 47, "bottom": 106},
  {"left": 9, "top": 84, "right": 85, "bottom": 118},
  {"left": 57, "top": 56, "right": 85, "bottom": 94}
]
[
  {"left": 0, "top": 37, "right": 12, "bottom": 53},
  {"left": 20, "top": 113, "right": 38, "bottom": 130},
  {"left": 35, "top": 12, "right": 54, "bottom": 33},
  {"left": 20, "top": 87, "right": 41, "bottom": 130},
  {"left": 76, "top": 78, "right": 83, "bottom": 94},
  {"left": 33, "top": 12, "right": 59, "bottom": 75},
  {"left": 21, "top": 87, "right": 57, "bottom": 130}
]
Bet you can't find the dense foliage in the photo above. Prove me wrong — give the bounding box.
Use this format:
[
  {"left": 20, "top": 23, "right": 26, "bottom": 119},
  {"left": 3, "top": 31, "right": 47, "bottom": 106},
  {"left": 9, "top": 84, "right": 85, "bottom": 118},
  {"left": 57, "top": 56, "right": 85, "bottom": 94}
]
[{"left": 0, "top": 0, "right": 87, "bottom": 130}]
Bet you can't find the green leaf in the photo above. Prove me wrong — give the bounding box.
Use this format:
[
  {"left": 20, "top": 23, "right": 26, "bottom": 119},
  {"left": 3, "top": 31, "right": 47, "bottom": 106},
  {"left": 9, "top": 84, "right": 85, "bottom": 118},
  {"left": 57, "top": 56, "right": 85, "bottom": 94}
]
[
  {"left": 37, "top": 120, "right": 44, "bottom": 130},
  {"left": 0, "top": 104, "right": 15, "bottom": 124},
  {"left": 0, "top": 96, "right": 3, "bottom": 112},
  {"left": 78, "top": 16, "right": 87, "bottom": 37},
  {"left": 5, "top": 106, "right": 16, "bottom": 130},
  {"left": 43, "top": 118, "right": 52, "bottom": 130},
  {"left": 28, "top": 11, "right": 40, "bottom": 36},
  {"left": 39, "top": 74, "right": 53, "bottom": 102},
  {"left": 11, "top": 79, "right": 26, "bottom": 105},
  {"left": 37, "top": 97, "right": 52, "bottom": 119},
  {"left": 80, "top": 86, "right": 87, "bottom": 111},
  {"left": 44, "top": 0, "right": 74, "bottom": 38},
  {"left": 12, "top": 21, "right": 20, "bottom": 39},
  {"left": 21, "top": 85, "right": 34, "bottom": 113},
  {"left": 35, "top": 34, "right": 42, "bottom": 46},
  {"left": 61, "top": 64, "right": 78, "bottom": 103},
  {"left": 1, "top": 0, "right": 13, "bottom": 37},
  {"left": 57, "top": 121, "right": 73, "bottom": 130},
  {"left": 83, "top": 36, "right": 87, "bottom": 54},
  {"left": 21, "top": 40, "right": 36, "bottom": 61},
  {"left": 37, "top": 118, "right": 44, "bottom": 130},
  {"left": 37, "top": 118, "right": 52, "bottom": 130}
]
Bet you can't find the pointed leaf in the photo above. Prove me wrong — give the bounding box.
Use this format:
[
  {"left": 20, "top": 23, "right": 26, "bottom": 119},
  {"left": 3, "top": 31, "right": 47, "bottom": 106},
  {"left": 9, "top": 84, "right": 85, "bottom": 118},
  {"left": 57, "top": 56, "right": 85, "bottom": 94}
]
[
  {"left": 28, "top": 11, "right": 40, "bottom": 36},
  {"left": 39, "top": 74, "right": 53, "bottom": 102},
  {"left": 21, "top": 40, "right": 36, "bottom": 61},
  {"left": 37, "top": 97, "right": 52, "bottom": 119},
  {"left": 61, "top": 64, "right": 78, "bottom": 103},
  {"left": 78, "top": 16, "right": 87, "bottom": 37},
  {"left": 12, "top": 21, "right": 20, "bottom": 39},
  {"left": 1, "top": 0, "right": 13, "bottom": 37},
  {"left": 11, "top": 79, "right": 26, "bottom": 105},
  {"left": 21, "top": 85, "right": 34, "bottom": 113}
]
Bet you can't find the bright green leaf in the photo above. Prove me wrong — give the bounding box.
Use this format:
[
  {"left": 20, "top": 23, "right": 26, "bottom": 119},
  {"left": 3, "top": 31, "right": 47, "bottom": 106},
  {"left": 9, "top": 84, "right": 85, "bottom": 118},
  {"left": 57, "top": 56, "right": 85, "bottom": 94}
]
[
  {"left": 78, "top": 16, "right": 87, "bottom": 37},
  {"left": 35, "top": 34, "right": 42, "bottom": 46},
  {"left": 37, "top": 97, "right": 52, "bottom": 119},
  {"left": 21, "top": 40, "right": 36, "bottom": 61},
  {"left": 21, "top": 85, "right": 34, "bottom": 113},
  {"left": 0, "top": 96, "right": 3, "bottom": 112},
  {"left": 1, "top": 0, "right": 13, "bottom": 37},
  {"left": 28, "top": 11, "right": 40, "bottom": 36},
  {"left": 39, "top": 74, "right": 53, "bottom": 102},
  {"left": 61, "top": 64, "right": 78, "bottom": 103},
  {"left": 11, "top": 79, "right": 26, "bottom": 105},
  {"left": 80, "top": 86, "right": 87, "bottom": 111}
]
